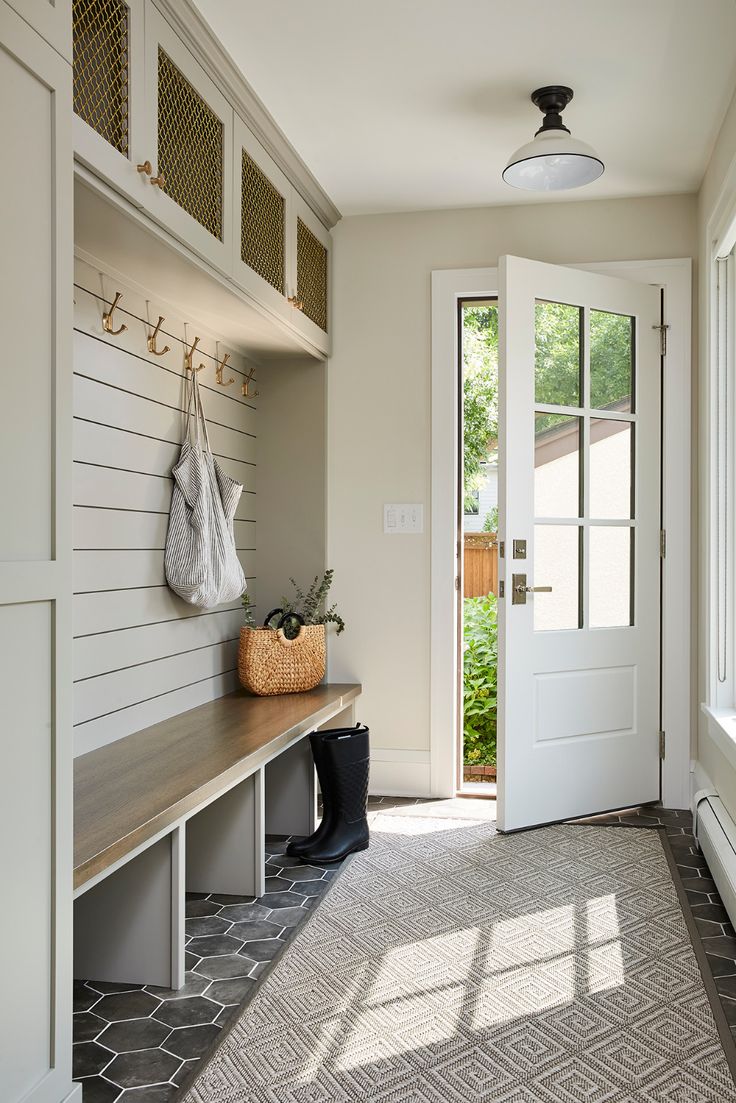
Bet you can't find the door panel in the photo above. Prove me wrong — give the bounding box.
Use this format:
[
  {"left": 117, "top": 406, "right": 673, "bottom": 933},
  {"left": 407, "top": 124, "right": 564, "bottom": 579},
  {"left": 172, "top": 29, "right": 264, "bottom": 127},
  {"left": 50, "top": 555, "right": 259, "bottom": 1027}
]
[{"left": 498, "top": 256, "right": 661, "bottom": 831}]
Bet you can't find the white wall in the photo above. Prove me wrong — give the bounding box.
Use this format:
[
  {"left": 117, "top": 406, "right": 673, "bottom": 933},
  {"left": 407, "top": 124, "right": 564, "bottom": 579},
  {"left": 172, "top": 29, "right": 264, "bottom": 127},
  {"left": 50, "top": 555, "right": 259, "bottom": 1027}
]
[
  {"left": 327, "top": 194, "right": 697, "bottom": 794},
  {"left": 255, "top": 355, "right": 327, "bottom": 617},
  {"left": 697, "top": 87, "right": 736, "bottom": 799}
]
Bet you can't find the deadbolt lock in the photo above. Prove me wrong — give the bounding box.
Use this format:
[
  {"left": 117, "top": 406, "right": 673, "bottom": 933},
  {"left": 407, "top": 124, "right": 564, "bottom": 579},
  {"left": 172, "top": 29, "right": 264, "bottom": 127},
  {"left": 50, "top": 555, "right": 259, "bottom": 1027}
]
[{"left": 513, "top": 539, "right": 527, "bottom": 559}]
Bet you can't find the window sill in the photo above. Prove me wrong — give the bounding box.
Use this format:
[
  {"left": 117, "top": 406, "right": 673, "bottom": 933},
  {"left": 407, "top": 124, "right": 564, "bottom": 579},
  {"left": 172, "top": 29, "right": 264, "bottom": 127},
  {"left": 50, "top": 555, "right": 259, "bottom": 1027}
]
[{"left": 701, "top": 703, "right": 736, "bottom": 771}]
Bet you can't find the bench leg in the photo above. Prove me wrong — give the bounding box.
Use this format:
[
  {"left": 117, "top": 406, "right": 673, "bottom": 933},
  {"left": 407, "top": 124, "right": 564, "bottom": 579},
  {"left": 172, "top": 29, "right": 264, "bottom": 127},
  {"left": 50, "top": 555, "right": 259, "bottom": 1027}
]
[
  {"left": 265, "top": 735, "right": 318, "bottom": 837},
  {"left": 186, "top": 770, "right": 265, "bottom": 899},
  {"left": 74, "top": 830, "right": 185, "bottom": 990}
]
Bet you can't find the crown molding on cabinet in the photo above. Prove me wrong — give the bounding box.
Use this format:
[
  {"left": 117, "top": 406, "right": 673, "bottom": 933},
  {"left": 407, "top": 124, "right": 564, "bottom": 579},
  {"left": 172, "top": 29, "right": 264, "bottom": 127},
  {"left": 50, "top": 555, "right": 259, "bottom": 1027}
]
[{"left": 153, "top": 0, "right": 341, "bottom": 230}]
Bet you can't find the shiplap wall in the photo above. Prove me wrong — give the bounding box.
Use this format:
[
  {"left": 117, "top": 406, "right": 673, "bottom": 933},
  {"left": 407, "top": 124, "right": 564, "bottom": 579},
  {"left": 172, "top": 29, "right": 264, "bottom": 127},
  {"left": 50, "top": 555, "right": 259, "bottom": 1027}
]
[{"left": 73, "top": 257, "right": 257, "bottom": 756}]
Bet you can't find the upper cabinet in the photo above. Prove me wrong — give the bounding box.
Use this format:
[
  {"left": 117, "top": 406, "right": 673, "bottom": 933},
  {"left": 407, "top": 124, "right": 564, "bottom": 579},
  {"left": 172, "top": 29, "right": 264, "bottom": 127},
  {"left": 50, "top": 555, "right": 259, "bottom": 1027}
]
[
  {"left": 234, "top": 116, "right": 291, "bottom": 324},
  {"left": 6, "top": 0, "right": 71, "bottom": 59},
  {"left": 72, "top": 0, "right": 146, "bottom": 207},
  {"left": 72, "top": 0, "right": 332, "bottom": 357},
  {"left": 141, "top": 2, "right": 232, "bottom": 274},
  {"left": 233, "top": 118, "right": 331, "bottom": 354},
  {"left": 292, "top": 194, "right": 330, "bottom": 349}
]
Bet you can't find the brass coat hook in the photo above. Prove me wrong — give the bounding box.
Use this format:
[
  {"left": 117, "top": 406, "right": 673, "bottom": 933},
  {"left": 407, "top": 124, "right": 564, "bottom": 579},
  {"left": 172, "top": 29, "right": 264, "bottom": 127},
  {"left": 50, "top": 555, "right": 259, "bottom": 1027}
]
[
  {"left": 102, "top": 292, "right": 128, "bottom": 336},
  {"left": 184, "top": 336, "right": 204, "bottom": 373},
  {"left": 215, "top": 348, "right": 234, "bottom": 387},
  {"left": 242, "top": 367, "right": 259, "bottom": 399},
  {"left": 147, "top": 315, "right": 170, "bottom": 357}
]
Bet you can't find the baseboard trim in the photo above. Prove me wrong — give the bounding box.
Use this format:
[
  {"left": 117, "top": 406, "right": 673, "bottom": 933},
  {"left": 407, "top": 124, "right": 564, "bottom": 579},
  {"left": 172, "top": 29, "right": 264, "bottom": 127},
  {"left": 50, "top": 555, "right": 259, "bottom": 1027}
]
[{"left": 369, "top": 750, "right": 431, "bottom": 797}]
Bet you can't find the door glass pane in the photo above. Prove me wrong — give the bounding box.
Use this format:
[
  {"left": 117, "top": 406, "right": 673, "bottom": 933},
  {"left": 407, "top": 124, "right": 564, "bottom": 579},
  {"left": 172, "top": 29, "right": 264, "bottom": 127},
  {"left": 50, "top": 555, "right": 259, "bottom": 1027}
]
[
  {"left": 590, "top": 527, "right": 633, "bottom": 628},
  {"left": 590, "top": 310, "right": 633, "bottom": 412},
  {"left": 535, "top": 301, "right": 582, "bottom": 407},
  {"left": 533, "top": 526, "right": 581, "bottom": 632},
  {"left": 535, "top": 414, "right": 581, "bottom": 518},
  {"left": 590, "top": 420, "right": 633, "bottom": 519}
]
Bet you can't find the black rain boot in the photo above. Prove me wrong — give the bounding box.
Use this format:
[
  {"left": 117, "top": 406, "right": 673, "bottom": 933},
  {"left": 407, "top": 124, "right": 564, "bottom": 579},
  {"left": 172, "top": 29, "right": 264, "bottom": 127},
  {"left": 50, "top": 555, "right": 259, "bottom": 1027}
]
[
  {"left": 301, "top": 725, "right": 370, "bottom": 864},
  {"left": 286, "top": 726, "right": 361, "bottom": 857}
]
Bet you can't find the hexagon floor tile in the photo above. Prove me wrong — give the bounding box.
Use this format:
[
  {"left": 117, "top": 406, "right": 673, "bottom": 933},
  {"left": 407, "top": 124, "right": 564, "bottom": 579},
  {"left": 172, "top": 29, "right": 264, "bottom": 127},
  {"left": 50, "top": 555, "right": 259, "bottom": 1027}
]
[{"left": 72, "top": 834, "right": 345, "bottom": 1102}]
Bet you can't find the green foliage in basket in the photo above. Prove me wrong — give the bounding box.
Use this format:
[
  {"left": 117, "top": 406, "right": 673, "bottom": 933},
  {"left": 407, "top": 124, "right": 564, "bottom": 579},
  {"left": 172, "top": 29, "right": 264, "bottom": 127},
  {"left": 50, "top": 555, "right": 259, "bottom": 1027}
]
[
  {"left": 463, "top": 593, "right": 497, "bottom": 766},
  {"left": 241, "top": 570, "right": 345, "bottom": 639},
  {"left": 241, "top": 592, "right": 257, "bottom": 628}
]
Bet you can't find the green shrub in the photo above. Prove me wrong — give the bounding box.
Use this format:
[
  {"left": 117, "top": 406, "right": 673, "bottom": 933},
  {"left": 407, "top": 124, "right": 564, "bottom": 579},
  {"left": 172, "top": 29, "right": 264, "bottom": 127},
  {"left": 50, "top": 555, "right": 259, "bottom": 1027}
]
[{"left": 463, "top": 593, "right": 497, "bottom": 765}]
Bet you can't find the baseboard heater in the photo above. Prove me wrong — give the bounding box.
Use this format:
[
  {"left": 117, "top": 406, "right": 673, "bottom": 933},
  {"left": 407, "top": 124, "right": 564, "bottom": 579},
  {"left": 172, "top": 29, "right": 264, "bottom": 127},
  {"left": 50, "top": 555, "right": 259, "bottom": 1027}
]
[{"left": 695, "top": 791, "right": 736, "bottom": 927}]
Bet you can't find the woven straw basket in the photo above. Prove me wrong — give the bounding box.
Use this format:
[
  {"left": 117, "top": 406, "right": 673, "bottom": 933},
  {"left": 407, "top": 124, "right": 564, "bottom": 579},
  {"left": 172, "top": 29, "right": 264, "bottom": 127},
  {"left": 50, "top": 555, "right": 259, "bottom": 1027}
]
[{"left": 238, "top": 624, "right": 326, "bottom": 696}]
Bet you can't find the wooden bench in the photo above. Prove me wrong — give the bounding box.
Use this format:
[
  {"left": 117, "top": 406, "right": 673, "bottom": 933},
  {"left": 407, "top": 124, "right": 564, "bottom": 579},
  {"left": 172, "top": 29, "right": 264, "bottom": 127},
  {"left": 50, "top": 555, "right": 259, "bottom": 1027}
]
[{"left": 73, "top": 683, "right": 361, "bottom": 990}]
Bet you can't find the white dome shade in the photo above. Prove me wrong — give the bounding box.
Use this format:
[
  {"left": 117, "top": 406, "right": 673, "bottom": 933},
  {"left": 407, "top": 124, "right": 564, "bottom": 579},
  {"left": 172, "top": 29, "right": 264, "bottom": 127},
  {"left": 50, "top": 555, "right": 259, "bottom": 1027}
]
[{"left": 503, "top": 127, "right": 604, "bottom": 191}]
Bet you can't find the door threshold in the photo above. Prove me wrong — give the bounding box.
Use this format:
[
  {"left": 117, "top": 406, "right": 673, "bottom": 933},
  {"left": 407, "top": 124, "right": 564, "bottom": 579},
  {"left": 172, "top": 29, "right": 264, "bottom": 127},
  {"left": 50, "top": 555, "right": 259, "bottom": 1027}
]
[{"left": 456, "top": 782, "right": 497, "bottom": 800}]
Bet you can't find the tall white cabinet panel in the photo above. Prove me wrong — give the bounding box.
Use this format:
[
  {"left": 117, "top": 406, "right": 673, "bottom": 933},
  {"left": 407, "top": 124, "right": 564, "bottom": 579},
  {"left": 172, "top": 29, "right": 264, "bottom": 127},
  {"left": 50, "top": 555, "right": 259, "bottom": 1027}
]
[
  {"left": 0, "top": 4, "right": 76, "bottom": 1103},
  {"left": 143, "top": 0, "right": 233, "bottom": 275},
  {"left": 72, "top": 0, "right": 147, "bottom": 207},
  {"left": 5, "top": 0, "right": 70, "bottom": 59}
]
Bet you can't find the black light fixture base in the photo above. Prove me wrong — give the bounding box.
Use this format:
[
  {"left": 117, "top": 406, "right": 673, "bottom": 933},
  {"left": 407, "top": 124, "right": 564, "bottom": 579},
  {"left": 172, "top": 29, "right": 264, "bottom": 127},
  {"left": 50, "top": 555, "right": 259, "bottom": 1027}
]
[{"left": 531, "top": 85, "right": 574, "bottom": 135}]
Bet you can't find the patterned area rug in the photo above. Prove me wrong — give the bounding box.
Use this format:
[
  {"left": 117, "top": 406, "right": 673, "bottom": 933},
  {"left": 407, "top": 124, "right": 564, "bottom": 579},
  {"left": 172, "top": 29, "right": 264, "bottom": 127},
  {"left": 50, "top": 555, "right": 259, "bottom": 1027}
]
[{"left": 184, "top": 816, "right": 736, "bottom": 1102}]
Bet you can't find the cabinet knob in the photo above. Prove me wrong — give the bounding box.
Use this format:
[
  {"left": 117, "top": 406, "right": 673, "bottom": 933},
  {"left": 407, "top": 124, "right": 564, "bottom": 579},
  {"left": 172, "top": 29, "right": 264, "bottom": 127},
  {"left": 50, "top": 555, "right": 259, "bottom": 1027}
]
[
  {"left": 150, "top": 174, "right": 166, "bottom": 189},
  {"left": 137, "top": 160, "right": 152, "bottom": 176}
]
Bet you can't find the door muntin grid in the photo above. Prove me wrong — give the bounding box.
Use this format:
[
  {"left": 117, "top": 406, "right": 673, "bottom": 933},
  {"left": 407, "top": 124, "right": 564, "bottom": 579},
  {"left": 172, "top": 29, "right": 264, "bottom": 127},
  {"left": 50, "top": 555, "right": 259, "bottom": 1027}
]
[
  {"left": 157, "top": 48, "right": 224, "bottom": 242},
  {"left": 73, "top": 0, "right": 130, "bottom": 156},
  {"left": 533, "top": 301, "right": 637, "bottom": 632},
  {"left": 241, "top": 150, "right": 285, "bottom": 294},
  {"left": 297, "top": 218, "right": 328, "bottom": 332}
]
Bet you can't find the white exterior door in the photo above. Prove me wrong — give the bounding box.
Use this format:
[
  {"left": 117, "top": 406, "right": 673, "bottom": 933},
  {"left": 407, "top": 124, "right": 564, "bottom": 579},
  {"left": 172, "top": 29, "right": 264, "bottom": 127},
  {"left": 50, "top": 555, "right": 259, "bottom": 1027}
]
[{"left": 497, "top": 256, "right": 661, "bottom": 831}]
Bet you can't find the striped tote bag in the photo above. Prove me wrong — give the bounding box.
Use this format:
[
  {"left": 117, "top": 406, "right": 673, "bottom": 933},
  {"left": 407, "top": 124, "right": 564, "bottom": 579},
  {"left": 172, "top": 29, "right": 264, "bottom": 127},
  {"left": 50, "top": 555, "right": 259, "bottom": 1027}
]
[{"left": 165, "top": 369, "right": 247, "bottom": 608}]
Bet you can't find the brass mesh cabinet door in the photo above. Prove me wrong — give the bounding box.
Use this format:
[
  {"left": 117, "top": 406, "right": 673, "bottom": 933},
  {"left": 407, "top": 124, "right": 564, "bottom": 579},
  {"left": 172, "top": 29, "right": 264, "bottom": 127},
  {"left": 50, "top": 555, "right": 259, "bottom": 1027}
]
[
  {"left": 297, "top": 217, "right": 328, "bottom": 333},
  {"left": 157, "top": 47, "right": 224, "bottom": 241},
  {"left": 73, "top": 0, "right": 129, "bottom": 155},
  {"left": 241, "top": 149, "right": 285, "bottom": 294}
]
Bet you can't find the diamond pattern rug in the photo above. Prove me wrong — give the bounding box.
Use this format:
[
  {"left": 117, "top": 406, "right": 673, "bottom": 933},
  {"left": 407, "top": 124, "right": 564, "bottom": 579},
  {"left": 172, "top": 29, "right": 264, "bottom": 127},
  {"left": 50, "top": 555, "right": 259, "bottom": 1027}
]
[{"left": 184, "top": 816, "right": 736, "bottom": 1102}]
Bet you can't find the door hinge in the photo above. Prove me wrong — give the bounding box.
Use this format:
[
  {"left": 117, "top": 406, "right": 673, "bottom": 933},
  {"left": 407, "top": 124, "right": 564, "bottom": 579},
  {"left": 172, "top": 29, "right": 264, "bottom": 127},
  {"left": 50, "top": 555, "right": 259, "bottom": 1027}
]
[
  {"left": 499, "top": 541, "right": 505, "bottom": 558},
  {"left": 652, "top": 322, "right": 670, "bottom": 357},
  {"left": 455, "top": 575, "right": 460, "bottom": 591},
  {"left": 499, "top": 580, "right": 505, "bottom": 598},
  {"left": 659, "top": 730, "right": 666, "bottom": 759},
  {"left": 660, "top": 529, "right": 666, "bottom": 558}
]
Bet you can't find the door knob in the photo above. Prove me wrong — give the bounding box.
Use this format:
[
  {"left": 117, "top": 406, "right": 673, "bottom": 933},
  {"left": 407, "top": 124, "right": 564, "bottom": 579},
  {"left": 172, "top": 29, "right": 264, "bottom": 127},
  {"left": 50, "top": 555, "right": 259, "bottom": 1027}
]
[{"left": 511, "top": 573, "right": 553, "bottom": 605}]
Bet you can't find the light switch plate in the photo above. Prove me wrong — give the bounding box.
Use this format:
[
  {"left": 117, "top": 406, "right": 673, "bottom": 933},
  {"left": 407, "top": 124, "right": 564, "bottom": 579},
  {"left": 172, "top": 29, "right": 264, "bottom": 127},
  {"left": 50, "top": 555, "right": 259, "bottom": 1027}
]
[{"left": 384, "top": 503, "right": 424, "bottom": 534}]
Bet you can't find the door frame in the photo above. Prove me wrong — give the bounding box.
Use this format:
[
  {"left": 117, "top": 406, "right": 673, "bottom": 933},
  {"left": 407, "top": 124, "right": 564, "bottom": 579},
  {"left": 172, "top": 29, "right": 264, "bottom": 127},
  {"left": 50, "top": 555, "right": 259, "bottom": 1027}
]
[{"left": 430, "top": 258, "right": 692, "bottom": 809}]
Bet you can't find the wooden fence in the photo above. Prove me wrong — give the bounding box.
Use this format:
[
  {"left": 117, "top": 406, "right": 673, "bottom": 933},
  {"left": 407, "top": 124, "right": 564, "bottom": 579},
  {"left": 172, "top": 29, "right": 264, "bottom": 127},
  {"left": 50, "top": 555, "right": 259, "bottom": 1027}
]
[{"left": 463, "top": 532, "right": 498, "bottom": 598}]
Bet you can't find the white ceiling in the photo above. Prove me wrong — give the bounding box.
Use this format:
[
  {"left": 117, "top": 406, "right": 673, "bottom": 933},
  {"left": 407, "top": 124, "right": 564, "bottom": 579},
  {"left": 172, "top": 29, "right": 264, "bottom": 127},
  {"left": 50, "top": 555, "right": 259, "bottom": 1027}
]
[{"left": 195, "top": 0, "right": 736, "bottom": 216}]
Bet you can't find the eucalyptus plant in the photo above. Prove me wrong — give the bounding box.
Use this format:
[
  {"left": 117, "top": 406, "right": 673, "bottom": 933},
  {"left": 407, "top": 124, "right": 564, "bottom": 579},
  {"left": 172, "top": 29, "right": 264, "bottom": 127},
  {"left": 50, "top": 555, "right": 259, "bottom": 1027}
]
[{"left": 241, "top": 569, "right": 345, "bottom": 637}]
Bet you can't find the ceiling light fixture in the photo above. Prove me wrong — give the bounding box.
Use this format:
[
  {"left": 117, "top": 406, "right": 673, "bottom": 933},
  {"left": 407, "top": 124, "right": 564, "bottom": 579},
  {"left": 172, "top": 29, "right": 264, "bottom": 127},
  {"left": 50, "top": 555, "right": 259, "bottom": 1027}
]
[{"left": 503, "top": 86, "right": 604, "bottom": 192}]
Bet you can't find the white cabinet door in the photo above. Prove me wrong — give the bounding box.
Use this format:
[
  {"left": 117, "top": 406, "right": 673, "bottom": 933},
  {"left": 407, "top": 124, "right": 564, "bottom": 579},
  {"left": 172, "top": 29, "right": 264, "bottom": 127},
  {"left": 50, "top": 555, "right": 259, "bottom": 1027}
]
[
  {"left": 5, "top": 0, "right": 70, "bottom": 59},
  {"left": 289, "top": 192, "right": 330, "bottom": 356},
  {"left": 142, "top": 0, "right": 233, "bottom": 275},
  {"left": 497, "top": 256, "right": 661, "bottom": 832},
  {"left": 233, "top": 116, "right": 292, "bottom": 326},
  {"left": 0, "top": 5, "right": 76, "bottom": 1103},
  {"left": 72, "top": 0, "right": 147, "bottom": 208}
]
